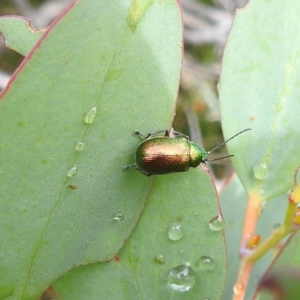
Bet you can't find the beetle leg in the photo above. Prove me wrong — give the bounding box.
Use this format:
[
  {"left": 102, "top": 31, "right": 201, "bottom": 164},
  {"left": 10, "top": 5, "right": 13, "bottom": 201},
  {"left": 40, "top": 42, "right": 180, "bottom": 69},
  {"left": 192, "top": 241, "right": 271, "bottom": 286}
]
[
  {"left": 173, "top": 131, "right": 189, "bottom": 140},
  {"left": 134, "top": 131, "right": 148, "bottom": 139},
  {"left": 148, "top": 129, "right": 169, "bottom": 138},
  {"left": 136, "top": 167, "right": 154, "bottom": 176},
  {"left": 123, "top": 164, "right": 137, "bottom": 171},
  {"left": 134, "top": 130, "right": 168, "bottom": 139},
  {"left": 124, "top": 164, "right": 153, "bottom": 176}
]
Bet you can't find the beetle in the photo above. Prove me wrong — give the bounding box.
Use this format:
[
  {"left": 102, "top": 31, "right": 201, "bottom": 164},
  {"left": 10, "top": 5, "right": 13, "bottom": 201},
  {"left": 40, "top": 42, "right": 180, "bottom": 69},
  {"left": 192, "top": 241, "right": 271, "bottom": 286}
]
[{"left": 123, "top": 128, "right": 251, "bottom": 176}]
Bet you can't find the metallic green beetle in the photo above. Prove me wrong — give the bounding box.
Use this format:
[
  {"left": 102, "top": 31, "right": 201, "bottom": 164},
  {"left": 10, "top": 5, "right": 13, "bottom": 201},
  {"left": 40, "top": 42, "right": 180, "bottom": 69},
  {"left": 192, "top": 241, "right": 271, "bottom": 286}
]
[{"left": 124, "top": 128, "right": 250, "bottom": 176}]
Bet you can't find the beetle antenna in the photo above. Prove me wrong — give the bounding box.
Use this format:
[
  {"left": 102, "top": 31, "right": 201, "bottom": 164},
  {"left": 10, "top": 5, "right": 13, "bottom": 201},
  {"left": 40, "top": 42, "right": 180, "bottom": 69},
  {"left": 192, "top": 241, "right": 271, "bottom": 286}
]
[
  {"left": 208, "top": 155, "right": 234, "bottom": 162},
  {"left": 208, "top": 128, "right": 251, "bottom": 154}
]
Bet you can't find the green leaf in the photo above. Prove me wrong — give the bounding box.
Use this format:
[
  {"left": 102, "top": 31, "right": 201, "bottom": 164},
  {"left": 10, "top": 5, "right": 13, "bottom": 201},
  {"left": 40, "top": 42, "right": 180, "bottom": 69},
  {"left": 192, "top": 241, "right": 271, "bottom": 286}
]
[
  {"left": 0, "top": 0, "right": 182, "bottom": 299},
  {"left": 0, "top": 16, "right": 44, "bottom": 56},
  {"left": 219, "top": 0, "right": 300, "bottom": 199},
  {"left": 54, "top": 169, "right": 226, "bottom": 299}
]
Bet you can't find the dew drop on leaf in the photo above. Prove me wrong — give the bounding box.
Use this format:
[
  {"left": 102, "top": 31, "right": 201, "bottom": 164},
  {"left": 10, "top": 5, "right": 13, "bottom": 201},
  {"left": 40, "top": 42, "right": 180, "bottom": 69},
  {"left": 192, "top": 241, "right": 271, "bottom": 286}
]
[
  {"left": 67, "top": 165, "right": 78, "bottom": 177},
  {"left": 260, "top": 201, "right": 266, "bottom": 214},
  {"left": 155, "top": 255, "right": 164, "bottom": 263},
  {"left": 84, "top": 106, "right": 97, "bottom": 124},
  {"left": 113, "top": 212, "right": 124, "bottom": 221},
  {"left": 253, "top": 162, "right": 267, "bottom": 180},
  {"left": 168, "top": 263, "right": 195, "bottom": 292},
  {"left": 168, "top": 223, "right": 184, "bottom": 241},
  {"left": 208, "top": 215, "right": 224, "bottom": 231},
  {"left": 198, "top": 255, "right": 215, "bottom": 271},
  {"left": 76, "top": 141, "right": 85, "bottom": 151}
]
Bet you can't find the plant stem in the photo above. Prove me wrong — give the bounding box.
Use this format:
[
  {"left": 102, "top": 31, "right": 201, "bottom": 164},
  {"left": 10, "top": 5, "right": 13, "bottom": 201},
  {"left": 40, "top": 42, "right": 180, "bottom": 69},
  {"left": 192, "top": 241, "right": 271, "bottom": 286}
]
[{"left": 232, "top": 185, "right": 300, "bottom": 300}]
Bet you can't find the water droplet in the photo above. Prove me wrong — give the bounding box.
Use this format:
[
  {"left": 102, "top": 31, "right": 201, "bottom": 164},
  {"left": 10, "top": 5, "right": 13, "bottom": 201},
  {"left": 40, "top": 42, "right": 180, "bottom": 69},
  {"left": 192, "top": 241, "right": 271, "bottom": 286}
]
[
  {"left": 260, "top": 188, "right": 265, "bottom": 196},
  {"left": 113, "top": 212, "right": 124, "bottom": 221},
  {"left": 233, "top": 283, "right": 244, "bottom": 295},
  {"left": 272, "top": 223, "right": 281, "bottom": 232},
  {"left": 194, "top": 210, "right": 200, "bottom": 216},
  {"left": 67, "top": 165, "right": 78, "bottom": 177},
  {"left": 168, "top": 223, "right": 184, "bottom": 241},
  {"left": 260, "top": 201, "right": 266, "bottom": 214},
  {"left": 179, "top": 249, "right": 184, "bottom": 254},
  {"left": 84, "top": 106, "right": 97, "bottom": 124},
  {"left": 203, "top": 298, "right": 210, "bottom": 300},
  {"left": 168, "top": 263, "right": 195, "bottom": 292},
  {"left": 208, "top": 214, "right": 224, "bottom": 231},
  {"left": 198, "top": 255, "right": 215, "bottom": 271},
  {"left": 76, "top": 141, "right": 85, "bottom": 151},
  {"left": 253, "top": 162, "right": 267, "bottom": 180},
  {"left": 155, "top": 255, "right": 164, "bottom": 263}
]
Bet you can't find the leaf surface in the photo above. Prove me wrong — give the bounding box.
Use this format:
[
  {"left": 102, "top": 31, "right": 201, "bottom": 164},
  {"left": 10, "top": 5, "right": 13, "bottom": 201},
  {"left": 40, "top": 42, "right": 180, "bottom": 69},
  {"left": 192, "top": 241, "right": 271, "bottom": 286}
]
[
  {"left": 0, "top": 16, "right": 44, "bottom": 56},
  {"left": 219, "top": 0, "right": 300, "bottom": 199},
  {"left": 0, "top": 0, "right": 182, "bottom": 298},
  {"left": 55, "top": 169, "right": 226, "bottom": 300}
]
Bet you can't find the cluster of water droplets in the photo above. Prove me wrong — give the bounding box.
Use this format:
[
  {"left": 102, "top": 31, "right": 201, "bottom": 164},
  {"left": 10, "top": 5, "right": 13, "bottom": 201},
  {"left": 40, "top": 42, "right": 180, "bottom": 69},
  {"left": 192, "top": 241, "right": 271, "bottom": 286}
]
[
  {"left": 167, "top": 214, "right": 224, "bottom": 243},
  {"left": 163, "top": 209, "right": 222, "bottom": 295},
  {"left": 65, "top": 106, "right": 98, "bottom": 182},
  {"left": 110, "top": 211, "right": 222, "bottom": 297}
]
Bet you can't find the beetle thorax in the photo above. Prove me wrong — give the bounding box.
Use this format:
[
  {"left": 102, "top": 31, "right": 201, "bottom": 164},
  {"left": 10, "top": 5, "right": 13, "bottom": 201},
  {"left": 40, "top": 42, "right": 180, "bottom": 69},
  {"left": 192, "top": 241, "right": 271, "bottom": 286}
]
[{"left": 189, "top": 142, "right": 208, "bottom": 167}]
